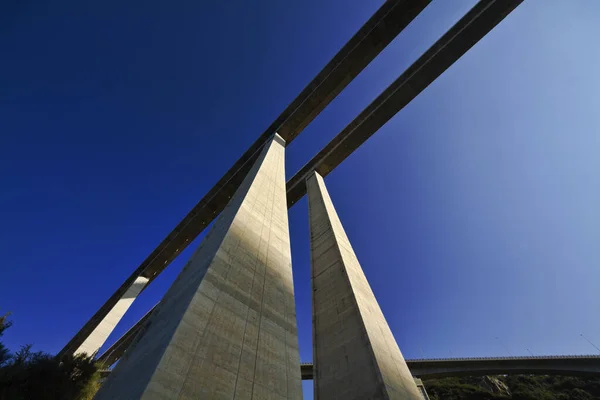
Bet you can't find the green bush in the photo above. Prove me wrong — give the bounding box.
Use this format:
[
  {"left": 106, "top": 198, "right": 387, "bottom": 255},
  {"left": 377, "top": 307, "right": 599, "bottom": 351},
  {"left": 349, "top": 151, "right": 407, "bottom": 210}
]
[{"left": 0, "top": 311, "right": 101, "bottom": 400}]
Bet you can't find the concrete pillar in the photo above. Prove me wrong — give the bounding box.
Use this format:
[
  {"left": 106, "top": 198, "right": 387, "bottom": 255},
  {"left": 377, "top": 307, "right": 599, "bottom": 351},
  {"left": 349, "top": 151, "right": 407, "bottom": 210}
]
[
  {"left": 413, "top": 379, "right": 430, "bottom": 400},
  {"left": 75, "top": 275, "right": 149, "bottom": 356},
  {"left": 95, "top": 134, "right": 302, "bottom": 399},
  {"left": 306, "top": 171, "right": 421, "bottom": 400}
]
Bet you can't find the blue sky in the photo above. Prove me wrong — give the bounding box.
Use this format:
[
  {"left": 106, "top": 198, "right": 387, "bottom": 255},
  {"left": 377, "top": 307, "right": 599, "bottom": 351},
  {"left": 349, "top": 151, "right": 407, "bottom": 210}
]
[{"left": 2, "top": 0, "right": 600, "bottom": 397}]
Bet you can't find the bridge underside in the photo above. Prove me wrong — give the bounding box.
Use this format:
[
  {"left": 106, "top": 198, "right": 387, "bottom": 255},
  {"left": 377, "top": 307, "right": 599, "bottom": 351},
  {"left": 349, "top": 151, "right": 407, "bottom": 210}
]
[{"left": 300, "top": 358, "right": 600, "bottom": 380}]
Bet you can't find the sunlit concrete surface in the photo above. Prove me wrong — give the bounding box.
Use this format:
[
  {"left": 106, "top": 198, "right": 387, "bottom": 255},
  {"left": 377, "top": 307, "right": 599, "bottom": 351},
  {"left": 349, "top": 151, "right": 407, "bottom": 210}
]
[
  {"left": 75, "top": 276, "right": 148, "bottom": 357},
  {"left": 307, "top": 171, "right": 421, "bottom": 400},
  {"left": 95, "top": 134, "right": 302, "bottom": 399}
]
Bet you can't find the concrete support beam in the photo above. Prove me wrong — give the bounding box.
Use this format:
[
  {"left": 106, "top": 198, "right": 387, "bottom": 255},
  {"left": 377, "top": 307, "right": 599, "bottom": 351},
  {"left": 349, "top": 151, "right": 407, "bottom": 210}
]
[
  {"left": 307, "top": 171, "right": 420, "bottom": 400},
  {"left": 75, "top": 276, "right": 148, "bottom": 357},
  {"left": 96, "top": 303, "right": 158, "bottom": 368},
  {"left": 95, "top": 134, "right": 302, "bottom": 399}
]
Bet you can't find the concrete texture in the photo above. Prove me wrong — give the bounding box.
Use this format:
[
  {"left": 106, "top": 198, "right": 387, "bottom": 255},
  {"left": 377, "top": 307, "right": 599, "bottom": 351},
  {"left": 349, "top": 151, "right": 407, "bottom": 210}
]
[
  {"left": 307, "top": 171, "right": 421, "bottom": 400},
  {"left": 76, "top": 276, "right": 148, "bottom": 356},
  {"left": 95, "top": 134, "right": 302, "bottom": 400},
  {"left": 403, "top": 356, "right": 600, "bottom": 379}
]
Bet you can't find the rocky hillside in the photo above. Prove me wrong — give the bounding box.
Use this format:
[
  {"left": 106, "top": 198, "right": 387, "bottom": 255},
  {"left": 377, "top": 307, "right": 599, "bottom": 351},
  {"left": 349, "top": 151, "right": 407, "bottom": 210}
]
[{"left": 424, "top": 375, "right": 600, "bottom": 400}]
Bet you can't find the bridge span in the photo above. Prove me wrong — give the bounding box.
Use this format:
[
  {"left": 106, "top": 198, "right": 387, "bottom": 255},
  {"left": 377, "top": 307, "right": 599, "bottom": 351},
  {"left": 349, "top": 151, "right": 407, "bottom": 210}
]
[{"left": 300, "top": 356, "right": 600, "bottom": 380}]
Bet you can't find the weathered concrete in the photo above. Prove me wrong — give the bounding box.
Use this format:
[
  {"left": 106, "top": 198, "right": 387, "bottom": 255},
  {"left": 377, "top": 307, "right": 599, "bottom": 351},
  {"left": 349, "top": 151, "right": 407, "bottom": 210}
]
[
  {"left": 95, "top": 134, "right": 302, "bottom": 399},
  {"left": 307, "top": 171, "right": 421, "bottom": 400},
  {"left": 58, "top": 0, "right": 431, "bottom": 358},
  {"left": 75, "top": 276, "right": 148, "bottom": 357}
]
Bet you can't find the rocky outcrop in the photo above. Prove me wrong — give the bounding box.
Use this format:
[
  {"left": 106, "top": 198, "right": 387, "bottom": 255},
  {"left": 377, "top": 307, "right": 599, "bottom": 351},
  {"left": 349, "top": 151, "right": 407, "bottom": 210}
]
[{"left": 477, "top": 376, "right": 511, "bottom": 397}]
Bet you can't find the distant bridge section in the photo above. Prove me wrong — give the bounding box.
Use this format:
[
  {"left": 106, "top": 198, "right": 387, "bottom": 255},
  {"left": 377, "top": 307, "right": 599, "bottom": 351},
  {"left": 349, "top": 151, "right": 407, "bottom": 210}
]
[{"left": 299, "top": 356, "right": 600, "bottom": 380}]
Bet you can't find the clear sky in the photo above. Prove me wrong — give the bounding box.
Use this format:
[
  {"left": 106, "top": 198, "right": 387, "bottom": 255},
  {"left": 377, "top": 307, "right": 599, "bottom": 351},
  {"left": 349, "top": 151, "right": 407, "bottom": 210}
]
[{"left": 1, "top": 0, "right": 600, "bottom": 398}]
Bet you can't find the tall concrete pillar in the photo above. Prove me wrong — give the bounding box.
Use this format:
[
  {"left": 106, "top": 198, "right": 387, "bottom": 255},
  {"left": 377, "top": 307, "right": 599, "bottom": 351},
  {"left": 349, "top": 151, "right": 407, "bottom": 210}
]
[
  {"left": 95, "top": 134, "right": 302, "bottom": 399},
  {"left": 75, "top": 275, "right": 149, "bottom": 356},
  {"left": 306, "top": 171, "right": 421, "bottom": 400}
]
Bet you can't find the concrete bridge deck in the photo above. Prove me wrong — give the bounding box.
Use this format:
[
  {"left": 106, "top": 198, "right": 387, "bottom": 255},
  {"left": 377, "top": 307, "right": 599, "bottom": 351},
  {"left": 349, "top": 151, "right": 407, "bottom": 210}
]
[{"left": 300, "top": 356, "right": 600, "bottom": 380}]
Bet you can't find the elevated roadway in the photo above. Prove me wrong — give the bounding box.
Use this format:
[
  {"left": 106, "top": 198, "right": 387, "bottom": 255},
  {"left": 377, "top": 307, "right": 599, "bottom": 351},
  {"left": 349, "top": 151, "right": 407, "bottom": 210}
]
[
  {"left": 405, "top": 355, "right": 600, "bottom": 379},
  {"left": 301, "top": 356, "right": 600, "bottom": 380}
]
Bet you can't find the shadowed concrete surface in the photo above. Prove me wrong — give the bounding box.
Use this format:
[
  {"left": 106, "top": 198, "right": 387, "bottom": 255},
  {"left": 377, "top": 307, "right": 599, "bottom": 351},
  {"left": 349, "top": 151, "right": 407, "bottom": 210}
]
[
  {"left": 307, "top": 171, "right": 421, "bottom": 400},
  {"left": 58, "top": 0, "right": 431, "bottom": 358},
  {"left": 95, "top": 134, "right": 302, "bottom": 399}
]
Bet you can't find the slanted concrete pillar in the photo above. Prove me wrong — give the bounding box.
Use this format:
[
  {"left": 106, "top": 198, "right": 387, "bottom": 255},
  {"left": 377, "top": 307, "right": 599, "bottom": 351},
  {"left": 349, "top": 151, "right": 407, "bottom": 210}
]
[
  {"left": 413, "top": 378, "right": 431, "bottom": 400},
  {"left": 306, "top": 171, "right": 421, "bottom": 400},
  {"left": 75, "top": 275, "right": 149, "bottom": 356},
  {"left": 95, "top": 134, "right": 302, "bottom": 399}
]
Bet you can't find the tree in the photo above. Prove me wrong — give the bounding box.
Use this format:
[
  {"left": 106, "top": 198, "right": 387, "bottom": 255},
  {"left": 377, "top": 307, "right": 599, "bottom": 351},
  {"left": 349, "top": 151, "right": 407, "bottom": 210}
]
[
  {"left": 0, "top": 311, "right": 13, "bottom": 366},
  {"left": 0, "top": 311, "right": 101, "bottom": 400},
  {"left": 0, "top": 311, "right": 12, "bottom": 336}
]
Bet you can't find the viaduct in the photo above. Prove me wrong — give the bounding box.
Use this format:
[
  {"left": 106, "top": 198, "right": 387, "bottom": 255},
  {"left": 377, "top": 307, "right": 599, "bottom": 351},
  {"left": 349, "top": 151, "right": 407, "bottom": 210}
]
[{"left": 55, "top": 1, "right": 592, "bottom": 399}]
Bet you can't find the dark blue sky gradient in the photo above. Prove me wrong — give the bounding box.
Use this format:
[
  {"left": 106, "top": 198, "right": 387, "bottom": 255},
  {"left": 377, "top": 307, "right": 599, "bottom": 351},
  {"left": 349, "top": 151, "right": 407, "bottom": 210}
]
[{"left": 2, "top": 0, "right": 600, "bottom": 397}]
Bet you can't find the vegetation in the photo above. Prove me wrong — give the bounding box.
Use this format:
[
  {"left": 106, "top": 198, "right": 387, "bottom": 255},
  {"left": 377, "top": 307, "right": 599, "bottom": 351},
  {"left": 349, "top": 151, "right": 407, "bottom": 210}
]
[
  {"left": 0, "top": 311, "right": 101, "bottom": 400},
  {"left": 425, "top": 374, "right": 600, "bottom": 400},
  {"left": 3, "top": 310, "right": 600, "bottom": 399}
]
